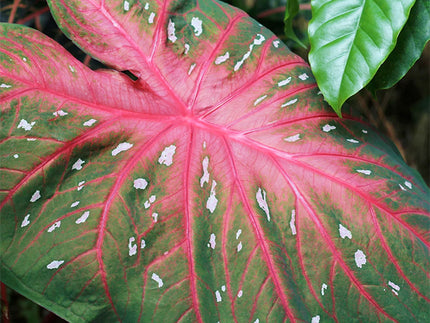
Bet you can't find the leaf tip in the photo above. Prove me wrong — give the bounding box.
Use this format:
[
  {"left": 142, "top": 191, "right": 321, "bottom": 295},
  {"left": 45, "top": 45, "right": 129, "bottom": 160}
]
[
  {"left": 316, "top": 89, "right": 343, "bottom": 118},
  {"left": 333, "top": 106, "right": 343, "bottom": 118}
]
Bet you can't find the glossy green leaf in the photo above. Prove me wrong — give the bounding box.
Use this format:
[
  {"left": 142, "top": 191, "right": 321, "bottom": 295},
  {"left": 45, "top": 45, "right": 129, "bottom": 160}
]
[
  {"left": 284, "top": 0, "right": 306, "bottom": 49},
  {"left": 308, "top": 0, "right": 416, "bottom": 115},
  {"left": 368, "top": 0, "right": 430, "bottom": 91}
]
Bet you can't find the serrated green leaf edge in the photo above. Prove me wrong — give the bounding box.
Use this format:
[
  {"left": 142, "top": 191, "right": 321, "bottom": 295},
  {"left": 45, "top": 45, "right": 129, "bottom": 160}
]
[
  {"left": 367, "top": 0, "right": 430, "bottom": 91},
  {"left": 308, "top": 0, "right": 416, "bottom": 116}
]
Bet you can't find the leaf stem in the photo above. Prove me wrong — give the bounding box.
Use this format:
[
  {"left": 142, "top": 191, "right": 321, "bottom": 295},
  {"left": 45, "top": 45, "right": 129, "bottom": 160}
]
[
  {"left": 0, "top": 282, "right": 9, "bottom": 323},
  {"left": 7, "top": 0, "right": 23, "bottom": 23},
  {"left": 257, "top": 4, "right": 311, "bottom": 19},
  {"left": 16, "top": 6, "right": 50, "bottom": 25}
]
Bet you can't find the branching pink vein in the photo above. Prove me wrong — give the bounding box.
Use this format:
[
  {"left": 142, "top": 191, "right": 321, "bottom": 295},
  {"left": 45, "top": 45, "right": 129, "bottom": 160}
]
[
  {"left": 223, "top": 137, "right": 296, "bottom": 321},
  {"left": 94, "top": 124, "right": 174, "bottom": 321},
  {"left": 271, "top": 156, "right": 399, "bottom": 322},
  {"left": 183, "top": 126, "right": 203, "bottom": 322}
]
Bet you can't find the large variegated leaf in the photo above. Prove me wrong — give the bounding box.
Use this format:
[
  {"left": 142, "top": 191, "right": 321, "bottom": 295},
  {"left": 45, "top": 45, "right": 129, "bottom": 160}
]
[{"left": 1, "top": 0, "right": 429, "bottom": 322}]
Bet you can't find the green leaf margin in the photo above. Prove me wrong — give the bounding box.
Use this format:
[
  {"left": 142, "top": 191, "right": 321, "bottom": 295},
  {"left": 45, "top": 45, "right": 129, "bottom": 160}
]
[{"left": 367, "top": 0, "right": 430, "bottom": 91}]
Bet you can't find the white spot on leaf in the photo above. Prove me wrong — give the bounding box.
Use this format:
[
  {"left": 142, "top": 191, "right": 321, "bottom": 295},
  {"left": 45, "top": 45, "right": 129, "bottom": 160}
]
[
  {"left": 322, "top": 124, "right": 336, "bottom": 132},
  {"left": 237, "top": 241, "right": 242, "bottom": 252},
  {"left": 354, "top": 249, "right": 366, "bottom": 268},
  {"left": 278, "top": 77, "right": 292, "bottom": 87},
  {"left": 47, "top": 221, "right": 61, "bottom": 232},
  {"left": 404, "top": 181, "right": 412, "bottom": 189},
  {"left": 221, "top": 285, "right": 226, "bottom": 292},
  {"left": 128, "top": 237, "right": 137, "bottom": 256},
  {"left": 77, "top": 181, "right": 85, "bottom": 191},
  {"left": 191, "top": 17, "right": 203, "bottom": 36},
  {"left": 151, "top": 273, "right": 163, "bottom": 287},
  {"left": 123, "top": 0, "right": 130, "bottom": 11},
  {"left": 356, "top": 169, "right": 371, "bottom": 176},
  {"left": 238, "top": 290, "right": 243, "bottom": 298},
  {"left": 253, "top": 34, "right": 265, "bottom": 45},
  {"left": 253, "top": 95, "right": 267, "bottom": 106},
  {"left": 152, "top": 212, "right": 158, "bottom": 222},
  {"left": 144, "top": 195, "right": 157, "bottom": 209},
  {"left": 47, "top": 260, "right": 64, "bottom": 269},
  {"left": 21, "top": 214, "right": 30, "bottom": 227},
  {"left": 399, "top": 184, "right": 406, "bottom": 191},
  {"left": 273, "top": 40, "right": 280, "bottom": 47},
  {"left": 17, "top": 119, "right": 35, "bottom": 131},
  {"left": 388, "top": 281, "right": 400, "bottom": 291},
  {"left": 148, "top": 12, "right": 155, "bottom": 24},
  {"left": 30, "top": 190, "right": 41, "bottom": 202},
  {"left": 321, "top": 283, "right": 327, "bottom": 296},
  {"left": 158, "top": 145, "right": 176, "bottom": 166},
  {"left": 200, "top": 156, "right": 210, "bottom": 187},
  {"left": 236, "top": 229, "right": 242, "bottom": 239},
  {"left": 133, "top": 178, "right": 148, "bottom": 190},
  {"left": 215, "top": 52, "right": 230, "bottom": 65},
  {"left": 72, "top": 158, "right": 85, "bottom": 170},
  {"left": 234, "top": 34, "right": 265, "bottom": 71},
  {"left": 284, "top": 134, "right": 301, "bottom": 142},
  {"left": 281, "top": 99, "right": 297, "bottom": 107},
  {"left": 13, "top": 154, "right": 19, "bottom": 158},
  {"left": 188, "top": 63, "right": 196, "bottom": 75},
  {"left": 290, "top": 209, "right": 297, "bottom": 235},
  {"left": 215, "top": 290, "right": 222, "bottom": 302},
  {"left": 83, "top": 119, "right": 97, "bottom": 126},
  {"left": 27, "top": 138, "right": 37, "bottom": 141},
  {"left": 256, "top": 188, "right": 270, "bottom": 222},
  {"left": 254, "top": 320, "right": 260, "bottom": 323},
  {"left": 339, "top": 224, "right": 352, "bottom": 239},
  {"left": 208, "top": 233, "right": 216, "bottom": 249},
  {"left": 112, "top": 142, "right": 133, "bottom": 156},
  {"left": 362, "top": 129, "right": 368, "bottom": 134},
  {"left": 388, "top": 281, "right": 400, "bottom": 293},
  {"left": 311, "top": 315, "right": 320, "bottom": 323},
  {"left": 298, "top": 73, "right": 309, "bottom": 80},
  {"left": 168, "top": 19, "right": 177, "bottom": 43},
  {"left": 76, "top": 211, "right": 90, "bottom": 224},
  {"left": 206, "top": 180, "right": 218, "bottom": 213},
  {"left": 0, "top": 83, "right": 12, "bottom": 88},
  {"left": 184, "top": 43, "right": 190, "bottom": 54},
  {"left": 144, "top": 2, "right": 149, "bottom": 10},
  {"left": 347, "top": 139, "right": 360, "bottom": 144},
  {"left": 141, "top": 239, "right": 146, "bottom": 249},
  {"left": 70, "top": 201, "right": 80, "bottom": 208},
  {"left": 53, "top": 110, "right": 68, "bottom": 116}
]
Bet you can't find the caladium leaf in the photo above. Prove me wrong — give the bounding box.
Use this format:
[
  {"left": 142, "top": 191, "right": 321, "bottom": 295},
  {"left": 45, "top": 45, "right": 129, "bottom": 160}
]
[
  {"left": 367, "top": 0, "right": 430, "bottom": 91},
  {"left": 308, "top": 0, "right": 417, "bottom": 115},
  {"left": 1, "top": 0, "right": 429, "bottom": 322}
]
